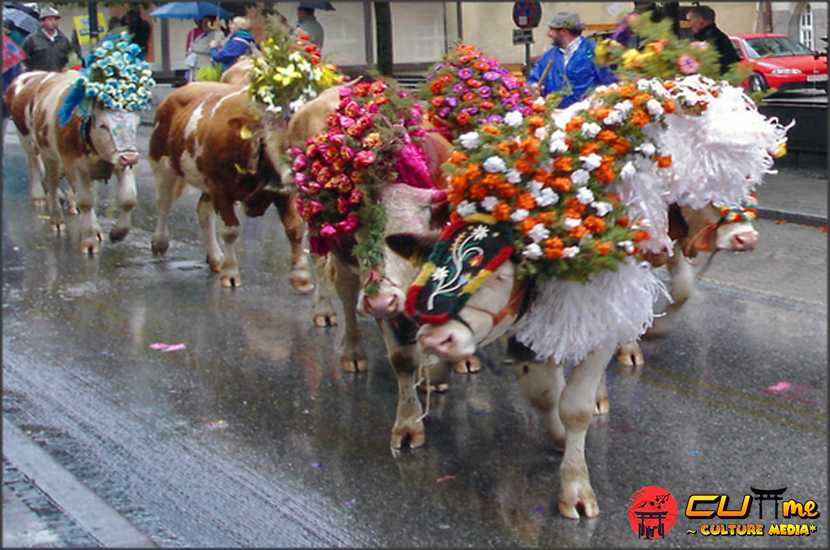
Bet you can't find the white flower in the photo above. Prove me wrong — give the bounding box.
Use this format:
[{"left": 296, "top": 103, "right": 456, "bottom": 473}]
[
  {"left": 510, "top": 209, "right": 529, "bottom": 222},
  {"left": 534, "top": 126, "right": 548, "bottom": 140},
  {"left": 536, "top": 188, "right": 560, "bottom": 207},
  {"left": 603, "top": 110, "right": 623, "bottom": 126},
  {"left": 620, "top": 161, "right": 637, "bottom": 180},
  {"left": 576, "top": 188, "right": 595, "bottom": 205},
  {"left": 617, "top": 241, "right": 635, "bottom": 254},
  {"left": 523, "top": 243, "right": 543, "bottom": 260},
  {"left": 481, "top": 196, "right": 499, "bottom": 212},
  {"left": 456, "top": 200, "right": 478, "bottom": 217},
  {"left": 592, "top": 201, "right": 613, "bottom": 217},
  {"left": 505, "top": 169, "right": 522, "bottom": 184},
  {"left": 646, "top": 99, "right": 664, "bottom": 116},
  {"left": 527, "top": 224, "right": 550, "bottom": 243},
  {"left": 581, "top": 122, "right": 601, "bottom": 138},
  {"left": 562, "top": 246, "right": 580, "bottom": 259},
  {"left": 504, "top": 110, "right": 523, "bottom": 127},
  {"left": 548, "top": 131, "right": 568, "bottom": 154},
  {"left": 432, "top": 266, "right": 449, "bottom": 282},
  {"left": 637, "top": 79, "right": 654, "bottom": 91},
  {"left": 563, "top": 217, "right": 582, "bottom": 229},
  {"left": 580, "top": 153, "right": 603, "bottom": 172},
  {"left": 471, "top": 225, "right": 490, "bottom": 240},
  {"left": 638, "top": 142, "right": 656, "bottom": 157},
  {"left": 459, "top": 131, "right": 480, "bottom": 149},
  {"left": 483, "top": 156, "right": 507, "bottom": 173},
  {"left": 614, "top": 99, "right": 633, "bottom": 114},
  {"left": 571, "top": 169, "right": 590, "bottom": 186},
  {"left": 528, "top": 179, "right": 544, "bottom": 195},
  {"left": 632, "top": 218, "right": 652, "bottom": 230}
]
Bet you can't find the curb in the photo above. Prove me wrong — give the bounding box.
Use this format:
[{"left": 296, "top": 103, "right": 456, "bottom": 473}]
[
  {"left": 2, "top": 418, "right": 157, "bottom": 548},
  {"left": 756, "top": 207, "right": 828, "bottom": 228}
]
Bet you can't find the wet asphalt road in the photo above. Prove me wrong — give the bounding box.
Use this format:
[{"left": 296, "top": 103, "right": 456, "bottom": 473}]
[{"left": 2, "top": 125, "right": 827, "bottom": 547}]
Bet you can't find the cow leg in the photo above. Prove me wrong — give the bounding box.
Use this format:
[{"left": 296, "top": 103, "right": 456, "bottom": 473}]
[
  {"left": 379, "top": 322, "right": 425, "bottom": 449},
  {"left": 418, "top": 356, "right": 452, "bottom": 393},
  {"left": 558, "top": 348, "right": 614, "bottom": 519},
  {"left": 514, "top": 361, "right": 567, "bottom": 452},
  {"left": 311, "top": 254, "right": 338, "bottom": 327},
  {"left": 453, "top": 355, "right": 482, "bottom": 374},
  {"left": 332, "top": 255, "right": 367, "bottom": 372},
  {"left": 645, "top": 245, "right": 692, "bottom": 339},
  {"left": 109, "top": 165, "right": 137, "bottom": 243},
  {"left": 19, "top": 136, "right": 46, "bottom": 208},
  {"left": 72, "top": 175, "right": 103, "bottom": 256},
  {"left": 40, "top": 157, "right": 65, "bottom": 234},
  {"left": 195, "top": 193, "right": 224, "bottom": 272},
  {"left": 217, "top": 203, "right": 243, "bottom": 288},
  {"left": 151, "top": 168, "right": 187, "bottom": 258},
  {"left": 273, "top": 192, "right": 313, "bottom": 293},
  {"left": 615, "top": 340, "right": 645, "bottom": 366},
  {"left": 594, "top": 371, "right": 610, "bottom": 416}
]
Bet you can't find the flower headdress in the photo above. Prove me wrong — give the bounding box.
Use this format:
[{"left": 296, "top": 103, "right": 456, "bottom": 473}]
[
  {"left": 248, "top": 19, "right": 345, "bottom": 117},
  {"left": 58, "top": 32, "right": 155, "bottom": 125},
  {"left": 419, "top": 44, "right": 537, "bottom": 140},
  {"left": 290, "top": 80, "right": 431, "bottom": 294}
]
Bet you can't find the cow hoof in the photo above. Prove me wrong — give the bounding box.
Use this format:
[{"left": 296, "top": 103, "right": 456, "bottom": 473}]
[
  {"left": 50, "top": 222, "right": 66, "bottom": 234},
  {"left": 220, "top": 274, "right": 241, "bottom": 288},
  {"left": 66, "top": 204, "right": 79, "bottom": 216},
  {"left": 418, "top": 381, "right": 449, "bottom": 393},
  {"left": 313, "top": 313, "right": 338, "bottom": 327},
  {"left": 80, "top": 239, "right": 99, "bottom": 256},
  {"left": 31, "top": 198, "right": 47, "bottom": 209},
  {"left": 207, "top": 255, "right": 223, "bottom": 273},
  {"left": 390, "top": 425, "right": 425, "bottom": 449},
  {"left": 453, "top": 355, "right": 481, "bottom": 374},
  {"left": 594, "top": 397, "right": 610, "bottom": 416},
  {"left": 559, "top": 483, "right": 600, "bottom": 519},
  {"left": 109, "top": 226, "right": 130, "bottom": 243},
  {"left": 151, "top": 241, "right": 169, "bottom": 258},
  {"left": 289, "top": 269, "right": 314, "bottom": 293},
  {"left": 342, "top": 357, "right": 368, "bottom": 372},
  {"left": 615, "top": 342, "right": 644, "bottom": 366}
]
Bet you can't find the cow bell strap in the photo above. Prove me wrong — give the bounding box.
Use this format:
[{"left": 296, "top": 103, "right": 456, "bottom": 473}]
[
  {"left": 80, "top": 118, "right": 93, "bottom": 155},
  {"left": 455, "top": 279, "right": 530, "bottom": 344}
]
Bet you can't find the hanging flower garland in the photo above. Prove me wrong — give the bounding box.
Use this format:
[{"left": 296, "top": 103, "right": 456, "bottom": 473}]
[
  {"left": 58, "top": 32, "right": 154, "bottom": 124},
  {"left": 419, "top": 44, "right": 537, "bottom": 139},
  {"left": 248, "top": 20, "right": 346, "bottom": 117},
  {"left": 290, "top": 80, "right": 427, "bottom": 293}
]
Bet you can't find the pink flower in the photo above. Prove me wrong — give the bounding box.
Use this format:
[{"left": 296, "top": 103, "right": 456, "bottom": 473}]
[
  {"left": 678, "top": 54, "right": 700, "bottom": 75},
  {"left": 320, "top": 223, "right": 337, "bottom": 237},
  {"left": 339, "top": 116, "right": 356, "bottom": 128},
  {"left": 335, "top": 213, "right": 360, "bottom": 234},
  {"left": 294, "top": 172, "right": 308, "bottom": 186},
  {"left": 348, "top": 189, "right": 362, "bottom": 204},
  {"left": 354, "top": 150, "right": 376, "bottom": 167},
  {"left": 340, "top": 146, "right": 355, "bottom": 161},
  {"left": 292, "top": 154, "right": 307, "bottom": 171},
  {"left": 337, "top": 196, "right": 351, "bottom": 214},
  {"left": 336, "top": 174, "right": 352, "bottom": 193},
  {"left": 343, "top": 100, "right": 362, "bottom": 118}
]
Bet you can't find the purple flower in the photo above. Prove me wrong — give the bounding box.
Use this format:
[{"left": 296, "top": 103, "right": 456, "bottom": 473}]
[
  {"left": 502, "top": 76, "right": 520, "bottom": 90},
  {"left": 487, "top": 114, "right": 503, "bottom": 124},
  {"left": 453, "top": 83, "right": 468, "bottom": 94},
  {"left": 457, "top": 68, "right": 473, "bottom": 79},
  {"left": 482, "top": 71, "right": 501, "bottom": 82},
  {"left": 438, "top": 107, "right": 451, "bottom": 118},
  {"left": 465, "top": 106, "right": 479, "bottom": 115},
  {"left": 477, "top": 87, "right": 492, "bottom": 98},
  {"left": 445, "top": 96, "right": 458, "bottom": 107}
]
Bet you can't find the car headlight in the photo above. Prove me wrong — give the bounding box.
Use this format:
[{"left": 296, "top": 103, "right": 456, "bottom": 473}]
[{"left": 770, "top": 68, "right": 802, "bottom": 75}]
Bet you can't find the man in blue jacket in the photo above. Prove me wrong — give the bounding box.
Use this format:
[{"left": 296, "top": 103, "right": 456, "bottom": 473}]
[{"left": 528, "top": 11, "right": 615, "bottom": 108}]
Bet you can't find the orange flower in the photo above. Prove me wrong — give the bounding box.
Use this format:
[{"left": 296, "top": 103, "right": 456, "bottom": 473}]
[
  {"left": 656, "top": 155, "right": 672, "bottom": 168},
  {"left": 448, "top": 189, "right": 465, "bottom": 205},
  {"left": 439, "top": 74, "right": 454, "bottom": 83},
  {"left": 550, "top": 176, "right": 572, "bottom": 193},
  {"left": 619, "top": 84, "right": 637, "bottom": 98},
  {"left": 565, "top": 117, "right": 584, "bottom": 132},
  {"left": 496, "top": 182, "right": 520, "bottom": 199},
  {"left": 514, "top": 156, "right": 536, "bottom": 174},
  {"left": 579, "top": 142, "right": 600, "bottom": 156},
  {"left": 633, "top": 230, "right": 650, "bottom": 242},
  {"left": 430, "top": 81, "right": 445, "bottom": 94},
  {"left": 531, "top": 101, "right": 547, "bottom": 113},
  {"left": 590, "top": 106, "right": 612, "bottom": 120},
  {"left": 629, "top": 109, "right": 650, "bottom": 127},
  {"left": 450, "top": 175, "right": 468, "bottom": 192},
  {"left": 473, "top": 60, "right": 490, "bottom": 71},
  {"left": 595, "top": 165, "right": 616, "bottom": 184},
  {"left": 607, "top": 193, "right": 621, "bottom": 205},
  {"left": 616, "top": 216, "right": 630, "bottom": 227},
  {"left": 521, "top": 137, "right": 541, "bottom": 156},
  {"left": 478, "top": 100, "right": 495, "bottom": 110},
  {"left": 495, "top": 141, "right": 513, "bottom": 155},
  {"left": 569, "top": 225, "right": 589, "bottom": 239},
  {"left": 516, "top": 192, "right": 536, "bottom": 210},
  {"left": 449, "top": 210, "right": 461, "bottom": 223},
  {"left": 465, "top": 162, "right": 482, "bottom": 179},
  {"left": 481, "top": 173, "right": 503, "bottom": 188},
  {"left": 610, "top": 138, "right": 631, "bottom": 156},
  {"left": 430, "top": 96, "right": 445, "bottom": 108},
  {"left": 528, "top": 115, "right": 545, "bottom": 128},
  {"left": 597, "top": 129, "right": 617, "bottom": 143},
  {"left": 448, "top": 150, "right": 468, "bottom": 166},
  {"left": 519, "top": 217, "right": 537, "bottom": 236},
  {"left": 462, "top": 92, "right": 477, "bottom": 102},
  {"left": 457, "top": 111, "right": 472, "bottom": 125},
  {"left": 583, "top": 215, "right": 606, "bottom": 234},
  {"left": 533, "top": 169, "right": 553, "bottom": 185},
  {"left": 632, "top": 93, "right": 652, "bottom": 107},
  {"left": 469, "top": 183, "right": 488, "bottom": 200},
  {"left": 544, "top": 236, "right": 564, "bottom": 259},
  {"left": 537, "top": 211, "right": 557, "bottom": 224},
  {"left": 553, "top": 156, "right": 573, "bottom": 173},
  {"left": 594, "top": 241, "right": 613, "bottom": 255},
  {"left": 480, "top": 124, "right": 501, "bottom": 135},
  {"left": 498, "top": 85, "right": 510, "bottom": 98},
  {"left": 493, "top": 202, "right": 512, "bottom": 222},
  {"left": 663, "top": 98, "right": 677, "bottom": 114}
]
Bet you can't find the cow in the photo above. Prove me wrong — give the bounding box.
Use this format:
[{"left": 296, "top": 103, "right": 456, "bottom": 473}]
[
  {"left": 148, "top": 81, "right": 313, "bottom": 291},
  {"left": 389, "top": 75, "right": 789, "bottom": 518},
  {"left": 5, "top": 70, "right": 142, "bottom": 255}
]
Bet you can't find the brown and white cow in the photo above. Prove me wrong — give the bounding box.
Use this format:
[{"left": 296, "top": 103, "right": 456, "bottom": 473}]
[
  {"left": 5, "top": 70, "right": 141, "bottom": 254},
  {"left": 148, "top": 81, "right": 312, "bottom": 290}
]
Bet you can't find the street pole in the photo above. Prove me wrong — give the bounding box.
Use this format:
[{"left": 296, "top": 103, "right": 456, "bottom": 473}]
[{"left": 88, "top": 2, "right": 98, "bottom": 43}]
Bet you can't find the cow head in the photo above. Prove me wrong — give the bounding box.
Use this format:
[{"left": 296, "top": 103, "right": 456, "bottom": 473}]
[
  {"left": 356, "top": 184, "right": 447, "bottom": 318},
  {"left": 671, "top": 203, "right": 759, "bottom": 258},
  {"left": 89, "top": 108, "right": 141, "bottom": 167}
]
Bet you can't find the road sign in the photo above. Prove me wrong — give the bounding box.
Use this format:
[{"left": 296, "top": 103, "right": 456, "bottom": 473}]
[
  {"left": 512, "top": 28, "right": 534, "bottom": 45},
  {"left": 512, "top": 2, "right": 541, "bottom": 29}
]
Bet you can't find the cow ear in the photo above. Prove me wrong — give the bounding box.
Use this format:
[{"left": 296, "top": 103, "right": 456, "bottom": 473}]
[{"left": 385, "top": 231, "right": 440, "bottom": 264}]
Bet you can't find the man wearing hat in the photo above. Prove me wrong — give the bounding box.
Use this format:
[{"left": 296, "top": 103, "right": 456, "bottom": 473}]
[
  {"left": 21, "top": 6, "right": 80, "bottom": 72},
  {"left": 528, "top": 11, "right": 615, "bottom": 108}
]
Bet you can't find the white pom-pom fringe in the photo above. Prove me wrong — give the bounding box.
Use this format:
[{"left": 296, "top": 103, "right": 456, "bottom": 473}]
[{"left": 513, "top": 259, "right": 670, "bottom": 364}]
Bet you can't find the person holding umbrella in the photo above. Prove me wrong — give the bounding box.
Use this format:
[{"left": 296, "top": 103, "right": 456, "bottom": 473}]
[{"left": 21, "top": 6, "right": 80, "bottom": 72}]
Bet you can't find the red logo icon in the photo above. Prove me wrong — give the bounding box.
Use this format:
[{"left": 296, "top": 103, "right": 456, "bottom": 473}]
[{"left": 628, "top": 486, "right": 678, "bottom": 539}]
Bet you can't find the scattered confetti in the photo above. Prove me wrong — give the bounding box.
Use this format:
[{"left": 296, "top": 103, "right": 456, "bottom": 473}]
[
  {"left": 149, "top": 343, "right": 168, "bottom": 350},
  {"left": 205, "top": 420, "right": 228, "bottom": 430},
  {"left": 310, "top": 462, "right": 323, "bottom": 468},
  {"left": 343, "top": 499, "right": 357, "bottom": 507},
  {"left": 37, "top": 215, "right": 50, "bottom": 220},
  {"left": 767, "top": 382, "right": 791, "bottom": 392},
  {"left": 689, "top": 450, "right": 699, "bottom": 455},
  {"left": 436, "top": 475, "right": 456, "bottom": 483},
  {"left": 149, "top": 342, "right": 187, "bottom": 352},
  {"left": 471, "top": 410, "right": 491, "bottom": 415},
  {"left": 535, "top": 505, "right": 545, "bottom": 514}
]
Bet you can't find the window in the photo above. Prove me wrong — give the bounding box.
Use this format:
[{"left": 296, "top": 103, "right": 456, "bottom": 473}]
[{"left": 799, "top": 4, "right": 813, "bottom": 50}]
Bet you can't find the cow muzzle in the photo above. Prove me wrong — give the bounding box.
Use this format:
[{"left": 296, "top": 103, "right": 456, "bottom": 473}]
[
  {"left": 119, "top": 151, "right": 140, "bottom": 166},
  {"left": 716, "top": 222, "right": 759, "bottom": 252},
  {"left": 418, "top": 321, "right": 475, "bottom": 362}
]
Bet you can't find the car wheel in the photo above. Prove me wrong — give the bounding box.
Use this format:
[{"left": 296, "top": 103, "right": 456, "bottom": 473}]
[{"left": 749, "top": 74, "right": 768, "bottom": 92}]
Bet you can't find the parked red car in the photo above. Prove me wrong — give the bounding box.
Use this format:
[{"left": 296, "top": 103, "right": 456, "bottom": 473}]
[{"left": 729, "top": 34, "right": 827, "bottom": 93}]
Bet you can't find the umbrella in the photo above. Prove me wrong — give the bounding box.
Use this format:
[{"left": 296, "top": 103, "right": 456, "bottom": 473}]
[
  {"left": 2, "top": 5, "right": 40, "bottom": 34},
  {"left": 149, "top": 2, "right": 234, "bottom": 20},
  {"left": 290, "top": 2, "right": 336, "bottom": 11}
]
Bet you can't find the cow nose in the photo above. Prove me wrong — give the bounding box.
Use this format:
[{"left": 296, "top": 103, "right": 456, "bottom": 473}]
[
  {"left": 419, "top": 331, "right": 456, "bottom": 357},
  {"left": 119, "top": 152, "right": 139, "bottom": 166},
  {"left": 732, "top": 230, "right": 759, "bottom": 251},
  {"left": 363, "top": 293, "right": 399, "bottom": 318}
]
